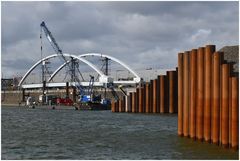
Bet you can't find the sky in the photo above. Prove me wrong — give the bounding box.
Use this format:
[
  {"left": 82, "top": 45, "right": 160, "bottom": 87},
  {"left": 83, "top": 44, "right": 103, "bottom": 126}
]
[{"left": 1, "top": 1, "right": 239, "bottom": 78}]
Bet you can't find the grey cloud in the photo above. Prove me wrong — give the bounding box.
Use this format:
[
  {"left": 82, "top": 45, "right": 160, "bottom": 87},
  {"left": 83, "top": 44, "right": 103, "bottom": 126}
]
[{"left": 1, "top": 1, "right": 238, "bottom": 78}]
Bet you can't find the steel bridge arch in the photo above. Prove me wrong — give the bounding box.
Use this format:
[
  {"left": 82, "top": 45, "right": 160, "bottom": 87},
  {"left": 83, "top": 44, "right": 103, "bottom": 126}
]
[
  {"left": 48, "top": 53, "right": 141, "bottom": 83},
  {"left": 18, "top": 53, "right": 106, "bottom": 87}
]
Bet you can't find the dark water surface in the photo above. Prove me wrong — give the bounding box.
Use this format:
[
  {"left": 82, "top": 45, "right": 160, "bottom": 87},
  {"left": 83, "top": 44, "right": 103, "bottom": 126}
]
[{"left": 1, "top": 107, "right": 239, "bottom": 159}]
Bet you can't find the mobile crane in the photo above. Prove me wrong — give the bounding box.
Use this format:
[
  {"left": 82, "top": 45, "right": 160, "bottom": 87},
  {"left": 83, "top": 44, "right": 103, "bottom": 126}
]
[
  {"left": 40, "top": 21, "right": 111, "bottom": 109},
  {"left": 40, "top": 21, "right": 86, "bottom": 99}
]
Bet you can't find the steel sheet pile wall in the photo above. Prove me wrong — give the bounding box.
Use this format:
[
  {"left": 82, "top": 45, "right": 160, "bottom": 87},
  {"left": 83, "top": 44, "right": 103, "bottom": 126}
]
[
  {"left": 112, "top": 71, "right": 178, "bottom": 115},
  {"left": 177, "top": 44, "right": 239, "bottom": 150}
]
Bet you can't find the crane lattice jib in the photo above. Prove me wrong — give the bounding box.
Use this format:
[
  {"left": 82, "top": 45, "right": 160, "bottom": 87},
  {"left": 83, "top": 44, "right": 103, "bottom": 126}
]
[{"left": 40, "top": 21, "right": 83, "bottom": 93}]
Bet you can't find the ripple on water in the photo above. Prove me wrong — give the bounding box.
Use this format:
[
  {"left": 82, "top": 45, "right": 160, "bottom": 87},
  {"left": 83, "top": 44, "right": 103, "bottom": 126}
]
[{"left": 1, "top": 107, "right": 239, "bottom": 160}]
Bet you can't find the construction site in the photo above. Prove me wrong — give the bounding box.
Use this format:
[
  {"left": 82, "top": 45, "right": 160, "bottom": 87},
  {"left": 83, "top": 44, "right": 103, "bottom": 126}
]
[{"left": 1, "top": 21, "right": 239, "bottom": 153}]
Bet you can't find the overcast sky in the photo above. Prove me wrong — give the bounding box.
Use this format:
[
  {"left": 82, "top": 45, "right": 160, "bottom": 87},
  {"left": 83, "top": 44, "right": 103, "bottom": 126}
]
[{"left": 1, "top": 1, "right": 239, "bottom": 78}]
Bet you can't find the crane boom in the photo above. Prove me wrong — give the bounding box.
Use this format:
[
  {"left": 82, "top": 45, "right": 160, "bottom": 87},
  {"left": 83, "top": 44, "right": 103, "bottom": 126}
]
[
  {"left": 40, "top": 21, "right": 85, "bottom": 95},
  {"left": 40, "top": 21, "right": 62, "bottom": 55}
]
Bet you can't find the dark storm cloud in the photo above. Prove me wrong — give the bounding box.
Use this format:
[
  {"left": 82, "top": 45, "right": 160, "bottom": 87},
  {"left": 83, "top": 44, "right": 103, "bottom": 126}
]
[{"left": 1, "top": 1, "right": 238, "bottom": 78}]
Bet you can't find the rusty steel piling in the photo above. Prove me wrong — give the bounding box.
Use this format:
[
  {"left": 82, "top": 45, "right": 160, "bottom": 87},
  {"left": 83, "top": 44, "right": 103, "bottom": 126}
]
[
  {"left": 153, "top": 79, "right": 158, "bottom": 113},
  {"left": 178, "top": 53, "right": 184, "bottom": 136},
  {"left": 211, "top": 52, "right": 222, "bottom": 144},
  {"left": 196, "top": 47, "right": 204, "bottom": 141},
  {"left": 231, "top": 77, "right": 239, "bottom": 150},
  {"left": 183, "top": 51, "right": 190, "bottom": 137},
  {"left": 160, "top": 75, "right": 167, "bottom": 113},
  {"left": 203, "top": 45, "right": 215, "bottom": 142},
  {"left": 139, "top": 87, "right": 144, "bottom": 113},
  {"left": 145, "top": 83, "right": 150, "bottom": 113},
  {"left": 190, "top": 49, "right": 197, "bottom": 139},
  {"left": 221, "top": 64, "right": 230, "bottom": 148}
]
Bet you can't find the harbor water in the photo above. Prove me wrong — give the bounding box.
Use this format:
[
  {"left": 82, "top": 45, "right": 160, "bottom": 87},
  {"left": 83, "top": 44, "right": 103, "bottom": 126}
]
[{"left": 1, "top": 106, "right": 239, "bottom": 159}]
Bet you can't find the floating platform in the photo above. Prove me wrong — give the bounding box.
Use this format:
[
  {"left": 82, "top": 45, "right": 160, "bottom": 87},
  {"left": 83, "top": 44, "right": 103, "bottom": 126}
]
[{"left": 75, "top": 102, "right": 111, "bottom": 110}]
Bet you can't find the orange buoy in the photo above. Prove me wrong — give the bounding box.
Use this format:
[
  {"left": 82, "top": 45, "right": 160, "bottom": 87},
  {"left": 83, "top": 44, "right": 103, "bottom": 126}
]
[
  {"left": 183, "top": 51, "right": 190, "bottom": 137},
  {"left": 221, "top": 64, "right": 230, "bottom": 148},
  {"left": 231, "top": 77, "right": 239, "bottom": 150},
  {"left": 190, "top": 49, "right": 197, "bottom": 139},
  {"left": 178, "top": 53, "right": 184, "bottom": 136},
  {"left": 211, "top": 52, "right": 222, "bottom": 144}
]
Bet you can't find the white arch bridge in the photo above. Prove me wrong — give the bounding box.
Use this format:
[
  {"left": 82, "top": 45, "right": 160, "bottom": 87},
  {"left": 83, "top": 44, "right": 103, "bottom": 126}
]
[{"left": 18, "top": 53, "right": 141, "bottom": 89}]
